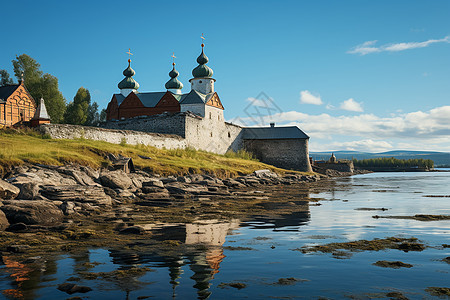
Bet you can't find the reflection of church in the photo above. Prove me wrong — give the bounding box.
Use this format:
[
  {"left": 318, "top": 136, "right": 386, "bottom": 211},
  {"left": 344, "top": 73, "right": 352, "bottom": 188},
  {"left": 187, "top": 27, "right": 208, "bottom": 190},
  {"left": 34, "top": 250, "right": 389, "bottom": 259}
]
[{"left": 110, "top": 219, "right": 240, "bottom": 299}]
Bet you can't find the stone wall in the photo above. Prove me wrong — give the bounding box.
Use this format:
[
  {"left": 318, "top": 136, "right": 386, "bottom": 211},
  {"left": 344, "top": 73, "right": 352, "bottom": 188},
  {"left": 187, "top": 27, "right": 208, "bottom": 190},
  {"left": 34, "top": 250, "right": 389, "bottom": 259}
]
[
  {"left": 101, "top": 113, "right": 188, "bottom": 138},
  {"left": 101, "top": 110, "right": 243, "bottom": 155},
  {"left": 315, "top": 161, "right": 354, "bottom": 173},
  {"left": 183, "top": 106, "right": 243, "bottom": 154},
  {"left": 40, "top": 124, "right": 187, "bottom": 149},
  {"left": 243, "top": 139, "right": 312, "bottom": 172}
]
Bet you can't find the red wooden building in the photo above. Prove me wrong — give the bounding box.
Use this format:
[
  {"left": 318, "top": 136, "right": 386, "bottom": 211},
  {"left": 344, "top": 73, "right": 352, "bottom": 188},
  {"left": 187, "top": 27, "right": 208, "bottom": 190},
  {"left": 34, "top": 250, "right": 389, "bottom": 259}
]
[{"left": 0, "top": 80, "right": 36, "bottom": 127}]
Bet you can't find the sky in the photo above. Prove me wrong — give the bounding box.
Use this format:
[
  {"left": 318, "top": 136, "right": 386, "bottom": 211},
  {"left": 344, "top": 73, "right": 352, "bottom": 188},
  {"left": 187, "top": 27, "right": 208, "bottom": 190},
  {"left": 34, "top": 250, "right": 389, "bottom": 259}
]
[{"left": 1, "top": 0, "right": 449, "bottom": 153}]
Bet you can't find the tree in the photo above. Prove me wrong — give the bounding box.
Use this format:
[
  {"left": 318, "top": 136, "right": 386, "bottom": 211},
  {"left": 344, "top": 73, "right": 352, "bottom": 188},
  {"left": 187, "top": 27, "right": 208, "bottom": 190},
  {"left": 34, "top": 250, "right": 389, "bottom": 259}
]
[
  {"left": 86, "top": 101, "right": 100, "bottom": 126},
  {"left": 12, "top": 54, "right": 66, "bottom": 123},
  {"left": 99, "top": 108, "right": 107, "bottom": 122},
  {"left": 64, "top": 87, "right": 91, "bottom": 125},
  {"left": 0, "top": 69, "right": 14, "bottom": 86}
]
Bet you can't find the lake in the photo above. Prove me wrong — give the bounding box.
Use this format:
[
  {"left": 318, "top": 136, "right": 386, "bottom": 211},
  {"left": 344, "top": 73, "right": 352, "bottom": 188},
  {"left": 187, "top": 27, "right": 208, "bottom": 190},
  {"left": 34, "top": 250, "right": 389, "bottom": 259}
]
[{"left": 1, "top": 171, "right": 449, "bottom": 299}]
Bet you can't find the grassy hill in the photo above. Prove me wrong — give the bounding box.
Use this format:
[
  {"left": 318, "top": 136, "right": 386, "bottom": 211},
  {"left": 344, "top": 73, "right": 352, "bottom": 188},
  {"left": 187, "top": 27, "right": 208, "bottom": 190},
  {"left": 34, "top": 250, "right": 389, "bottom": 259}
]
[
  {"left": 310, "top": 150, "right": 450, "bottom": 167},
  {"left": 0, "top": 128, "right": 297, "bottom": 178}
]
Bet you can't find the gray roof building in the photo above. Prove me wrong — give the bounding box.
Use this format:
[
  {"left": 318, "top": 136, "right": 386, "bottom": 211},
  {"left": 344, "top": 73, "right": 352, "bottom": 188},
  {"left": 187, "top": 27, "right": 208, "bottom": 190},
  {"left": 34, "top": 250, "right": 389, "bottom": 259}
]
[{"left": 242, "top": 126, "right": 309, "bottom": 140}]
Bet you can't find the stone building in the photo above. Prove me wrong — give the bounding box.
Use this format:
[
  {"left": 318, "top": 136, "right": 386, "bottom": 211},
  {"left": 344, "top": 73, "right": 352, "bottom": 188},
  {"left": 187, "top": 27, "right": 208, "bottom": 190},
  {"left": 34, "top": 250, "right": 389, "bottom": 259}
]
[
  {"left": 102, "top": 43, "right": 313, "bottom": 172},
  {"left": 0, "top": 78, "right": 36, "bottom": 127}
]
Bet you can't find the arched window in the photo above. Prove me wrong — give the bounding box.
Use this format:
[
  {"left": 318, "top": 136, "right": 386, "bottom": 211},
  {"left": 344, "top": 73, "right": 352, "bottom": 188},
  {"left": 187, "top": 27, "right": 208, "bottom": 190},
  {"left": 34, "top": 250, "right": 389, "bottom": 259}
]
[{"left": 228, "top": 132, "right": 231, "bottom": 138}]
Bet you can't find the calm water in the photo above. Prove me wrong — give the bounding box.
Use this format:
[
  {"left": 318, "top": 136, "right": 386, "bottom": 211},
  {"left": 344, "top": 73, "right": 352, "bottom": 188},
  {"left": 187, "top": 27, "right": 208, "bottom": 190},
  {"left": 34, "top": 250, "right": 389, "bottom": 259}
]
[{"left": 1, "top": 171, "right": 450, "bottom": 299}]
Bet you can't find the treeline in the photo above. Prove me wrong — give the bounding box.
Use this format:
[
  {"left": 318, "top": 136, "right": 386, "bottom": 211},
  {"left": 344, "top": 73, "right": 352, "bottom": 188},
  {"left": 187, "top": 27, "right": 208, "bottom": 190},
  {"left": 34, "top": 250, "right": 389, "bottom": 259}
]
[
  {"left": 353, "top": 157, "right": 434, "bottom": 169},
  {"left": 1, "top": 54, "right": 106, "bottom": 125}
]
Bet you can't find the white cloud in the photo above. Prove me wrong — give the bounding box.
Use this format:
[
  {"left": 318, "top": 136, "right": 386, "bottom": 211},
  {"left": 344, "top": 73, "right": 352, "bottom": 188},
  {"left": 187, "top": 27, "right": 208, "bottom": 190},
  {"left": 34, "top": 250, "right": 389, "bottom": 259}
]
[
  {"left": 325, "top": 103, "right": 335, "bottom": 110},
  {"left": 339, "top": 98, "right": 363, "bottom": 112},
  {"left": 240, "top": 105, "right": 450, "bottom": 140},
  {"left": 348, "top": 36, "right": 450, "bottom": 55},
  {"left": 312, "top": 139, "right": 393, "bottom": 153},
  {"left": 300, "top": 90, "right": 323, "bottom": 105},
  {"left": 246, "top": 97, "right": 269, "bottom": 107}
]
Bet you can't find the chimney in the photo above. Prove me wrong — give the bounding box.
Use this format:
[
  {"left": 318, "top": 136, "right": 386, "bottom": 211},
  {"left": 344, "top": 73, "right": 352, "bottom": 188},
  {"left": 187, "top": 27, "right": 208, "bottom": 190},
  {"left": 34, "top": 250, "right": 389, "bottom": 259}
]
[{"left": 270, "top": 122, "right": 275, "bottom": 128}]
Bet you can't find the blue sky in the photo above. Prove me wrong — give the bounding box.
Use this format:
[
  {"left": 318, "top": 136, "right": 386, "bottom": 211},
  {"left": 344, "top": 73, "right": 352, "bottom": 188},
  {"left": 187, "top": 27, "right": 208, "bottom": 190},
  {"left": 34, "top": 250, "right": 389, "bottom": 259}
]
[{"left": 2, "top": 0, "right": 449, "bottom": 152}]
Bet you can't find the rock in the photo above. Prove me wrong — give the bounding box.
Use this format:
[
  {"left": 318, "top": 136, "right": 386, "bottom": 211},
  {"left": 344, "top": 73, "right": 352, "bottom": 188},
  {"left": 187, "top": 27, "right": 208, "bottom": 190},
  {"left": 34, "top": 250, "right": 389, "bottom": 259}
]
[
  {"left": 6, "top": 222, "right": 28, "bottom": 232},
  {"left": 99, "top": 170, "right": 133, "bottom": 190},
  {"left": 61, "top": 201, "right": 76, "bottom": 215},
  {"left": 7, "top": 245, "right": 31, "bottom": 253},
  {"left": 253, "top": 169, "right": 278, "bottom": 178},
  {"left": 119, "top": 225, "right": 146, "bottom": 234},
  {"left": 0, "top": 179, "right": 20, "bottom": 199},
  {"left": 0, "top": 210, "right": 9, "bottom": 230},
  {"left": 1, "top": 200, "right": 64, "bottom": 226},
  {"left": 57, "top": 283, "right": 92, "bottom": 294},
  {"left": 165, "top": 182, "right": 208, "bottom": 194},
  {"left": 141, "top": 186, "right": 167, "bottom": 194},
  {"left": 16, "top": 182, "right": 40, "bottom": 200},
  {"left": 188, "top": 174, "right": 204, "bottom": 182},
  {"left": 41, "top": 185, "right": 112, "bottom": 206},
  {"left": 177, "top": 176, "right": 192, "bottom": 183},
  {"left": 222, "top": 179, "right": 245, "bottom": 188},
  {"left": 244, "top": 179, "right": 260, "bottom": 186},
  {"left": 142, "top": 179, "right": 164, "bottom": 188},
  {"left": 117, "top": 189, "right": 135, "bottom": 198},
  {"left": 161, "top": 177, "right": 177, "bottom": 184},
  {"left": 64, "top": 169, "right": 99, "bottom": 186},
  {"left": 9, "top": 167, "right": 78, "bottom": 186}
]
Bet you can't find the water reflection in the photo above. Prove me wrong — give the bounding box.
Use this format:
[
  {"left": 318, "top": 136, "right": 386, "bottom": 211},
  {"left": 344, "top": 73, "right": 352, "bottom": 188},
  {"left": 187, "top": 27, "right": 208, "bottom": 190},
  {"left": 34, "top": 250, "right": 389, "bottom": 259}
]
[
  {"left": 109, "top": 219, "right": 240, "bottom": 299},
  {"left": 1, "top": 254, "right": 57, "bottom": 300}
]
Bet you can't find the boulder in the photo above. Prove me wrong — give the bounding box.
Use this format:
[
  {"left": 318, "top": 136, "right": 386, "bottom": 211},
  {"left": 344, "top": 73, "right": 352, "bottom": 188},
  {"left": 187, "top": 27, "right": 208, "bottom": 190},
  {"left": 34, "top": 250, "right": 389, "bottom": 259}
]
[
  {"left": 165, "top": 182, "right": 208, "bottom": 194},
  {"left": 6, "top": 222, "right": 28, "bottom": 232},
  {"left": 16, "top": 182, "right": 40, "bottom": 200},
  {"left": 223, "top": 178, "right": 245, "bottom": 188},
  {"left": 161, "top": 177, "right": 177, "bottom": 184},
  {"left": 119, "top": 225, "right": 146, "bottom": 234},
  {"left": 0, "top": 179, "right": 20, "bottom": 199},
  {"left": 253, "top": 169, "right": 278, "bottom": 178},
  {"left": 142, "top": 179, "right": 164, "bottom": 188},
  {"left": 61, "top": 201, "right": 76, "bottom": 215},
  {"left": 41, "top": 185, "right": 112, "bottom": 206},
  {"left": 177, "top": 176, "right": 192, "bottom": 183},
  {"left": 57, "top": 283, "right": 92, "bottom": 294},
  {"left": 9, "top": 167, "right": 78, "bottom": 186},
  {"left": 100, "top": 171, "right": 133, "bottom": 190},
  {"left": 1, "top": 200, "right": 64, "bottom": 226},
  {"left": 0, "top": 210, "right": 9, "bottom": 230}
]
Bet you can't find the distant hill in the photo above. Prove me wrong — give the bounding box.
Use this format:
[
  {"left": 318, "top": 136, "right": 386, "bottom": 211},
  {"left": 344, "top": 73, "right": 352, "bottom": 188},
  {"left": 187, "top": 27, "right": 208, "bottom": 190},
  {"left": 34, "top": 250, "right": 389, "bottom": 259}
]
[{"left": 310, "top": 150, "right": 450, "bottom": 166}]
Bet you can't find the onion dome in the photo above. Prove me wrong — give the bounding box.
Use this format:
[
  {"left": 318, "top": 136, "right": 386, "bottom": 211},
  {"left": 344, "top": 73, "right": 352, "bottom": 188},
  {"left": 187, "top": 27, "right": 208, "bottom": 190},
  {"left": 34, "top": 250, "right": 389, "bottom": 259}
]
[
  {"left": 165, "top": 63, "right": 184, "bottom": 90},
  {"left": 192, "top": 45, "right": 213, "bottom": 78},
  {"left": 118, "top": 59, "right": 140, "bottom": 90}
]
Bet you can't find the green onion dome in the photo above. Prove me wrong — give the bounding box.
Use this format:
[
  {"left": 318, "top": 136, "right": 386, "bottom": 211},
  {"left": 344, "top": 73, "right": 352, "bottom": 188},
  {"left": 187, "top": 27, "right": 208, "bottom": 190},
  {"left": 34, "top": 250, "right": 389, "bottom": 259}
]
[
  {"left": 165, "top": 64, "right": 183, "bottom": 90},
  {"left": 118, "top": 59, "right": 139, "bottom": 90},
  {"left": 192, "top": 47, "right": 213, "bottom": 78}
]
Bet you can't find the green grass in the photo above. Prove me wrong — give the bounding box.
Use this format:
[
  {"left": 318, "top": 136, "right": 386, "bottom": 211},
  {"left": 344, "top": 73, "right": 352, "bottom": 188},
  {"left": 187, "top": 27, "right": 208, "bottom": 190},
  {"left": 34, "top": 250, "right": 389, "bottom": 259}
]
[{"left": 0, "top": 128, "right": 300, "bottom": 178}]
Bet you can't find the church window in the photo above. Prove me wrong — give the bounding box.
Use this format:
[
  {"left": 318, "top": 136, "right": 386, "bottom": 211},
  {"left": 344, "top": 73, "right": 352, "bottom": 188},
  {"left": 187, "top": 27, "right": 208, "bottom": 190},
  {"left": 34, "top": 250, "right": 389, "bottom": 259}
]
[
  {"left": 228, "top": 132, "right": 231, "bottom": 138},
  {"left": 210, "top": 132, "right": 213, "bottom": 137}
]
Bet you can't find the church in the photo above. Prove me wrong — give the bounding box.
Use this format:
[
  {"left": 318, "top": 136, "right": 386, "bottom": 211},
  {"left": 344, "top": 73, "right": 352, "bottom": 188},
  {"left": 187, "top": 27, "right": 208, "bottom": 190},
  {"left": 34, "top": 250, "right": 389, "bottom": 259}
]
[
  {"left": 0, "top": 76, "right": 50, "bottom": 128},
  {"left": 103, "top": 42, "right": 312, "bottom": 172}
]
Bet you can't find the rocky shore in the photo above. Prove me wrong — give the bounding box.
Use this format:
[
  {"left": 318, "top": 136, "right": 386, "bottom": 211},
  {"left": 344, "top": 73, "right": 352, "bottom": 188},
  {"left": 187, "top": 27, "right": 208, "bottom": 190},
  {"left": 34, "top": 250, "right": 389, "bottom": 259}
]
[{"left": 0, "top": 164, "right": 321, "bottom": 239}]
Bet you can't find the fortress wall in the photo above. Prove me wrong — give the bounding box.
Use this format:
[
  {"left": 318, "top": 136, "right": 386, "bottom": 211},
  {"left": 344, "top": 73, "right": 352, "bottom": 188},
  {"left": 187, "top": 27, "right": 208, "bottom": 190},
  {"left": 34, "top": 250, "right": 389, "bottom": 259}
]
[
  {"left": 243, "top": 138, "right": 312, "bottom": 172},
  {"left": 40, "top": 124, "right": 187, "bottom": 149},
  {"left": 101, "top": 113, "right": 187, "bottom": 138},
  {"left": 184, "top": 106, "right": 243, "bottom": 154}
]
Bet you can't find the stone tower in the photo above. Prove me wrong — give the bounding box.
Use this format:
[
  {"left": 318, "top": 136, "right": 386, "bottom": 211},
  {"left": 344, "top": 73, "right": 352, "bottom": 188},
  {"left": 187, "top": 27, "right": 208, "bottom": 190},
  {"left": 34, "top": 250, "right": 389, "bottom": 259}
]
[{"left": 189, "top": 43, "right": 215, "bottom": 94}]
